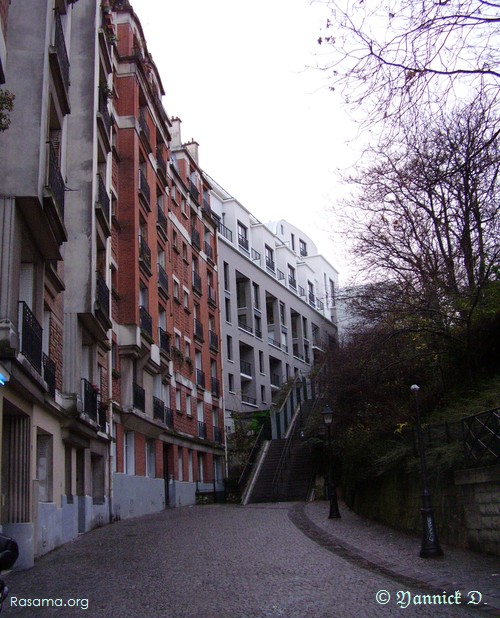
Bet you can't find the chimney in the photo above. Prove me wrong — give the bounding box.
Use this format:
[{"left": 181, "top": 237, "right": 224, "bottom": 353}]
[
  {"left": 185, "top": 140, "right": 199, "bottom": 165},
  {"left": 171, "top": 117, "right": 182, "bottom": 148}
]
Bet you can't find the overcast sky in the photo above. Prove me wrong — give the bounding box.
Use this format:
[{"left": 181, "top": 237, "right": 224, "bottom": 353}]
[{"left": 132, "top": 0, "right": 358, "bottom": 284}]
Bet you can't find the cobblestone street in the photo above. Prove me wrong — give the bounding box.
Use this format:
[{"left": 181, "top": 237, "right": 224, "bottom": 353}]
[{"left": 3, "top": 504, "right": 493, "bottom": 617}]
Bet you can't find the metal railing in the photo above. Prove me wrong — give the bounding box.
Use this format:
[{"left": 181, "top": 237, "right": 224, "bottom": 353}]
[
  {"left": 139, "top": 108, "right": 150, "bottom": 143},
  {"left": 240, "top": 360, "right": 252, "bottom": 376},
  {"left": 165, "top": 407, "right": 173, "bottom": 428},
  {"left": 138, "top": 168, "right": 150, "bottom": 205},
  {"left": 189, "top": 179, "right": 200, "bottom": 203},
  {"left": 158, "top": 263, "right": 169, "bottom": 296},
  {"left": 192, "top": 271, "right": 202, "bottom": 295},
  {"left": 53, "top": 11, "right": 70, "bottom": 92},
  {"left": 209, "top": 330, "right": 219, "bottom": 351},
  {"left": 156, "top": 147, "right": 167, "bottom": 178},
  {"left": 198, "top": 421, "right": 207, "bottom": 439},
  {"left": 238, "top": 234, "right": 249, "bottom": 251},
  {"left": 462, "top": 408, "right": 499, "bottom": 467},
  {"left": 153, "top": 396, "right": 165, "bottom": 422},
  {"left": 194, "top": 318, "right": 204, "bottom": 340},
  {"left": 139, "top": 305, "right": 152, "bottom": 338},
  {"left": 98, "top": 89, "right": 111, "bottom": 136},
  {"left": 139, "top": 234, "right": 151, "bottom": 270},
  {"left": 96, "top": 174, "right": 110, "bottom": 223},
  {"left": 18, "top": 302, "right": 43, "bottom": 373},
  {"left": 96, "top": 272, "right": 110, "bottom": 317},
  {"left": 196, "top": 369, "right": 205, "bottom": 389},
  {"left": 158, "top": 327, "right": 170, "bottom": 356},
  {"left": 191, "top": 228, "right": 201, "bottom": 250},
  {"left": 211, "top": 376, "right": 220, "bottom": 398},
  {"left": 43, "top": 353, "right": 56, "bottom": 397},
  {"left": 218, "top": 222, "right": 233, "bottom": 242},
  {"left": 238, "top": 417, "right": 272, "bottom": 489},
  {"left": 157, "top": 205, "right": 168, "bottom": 235},
  {"left": 133, "top": 382, "right": 145, "bottom": 412},
  {"left": 81, "top": 378, "right": 98, "bottom": 422},
  {"left": 47, "top": 141, "right": 65, "bottom": 217}
]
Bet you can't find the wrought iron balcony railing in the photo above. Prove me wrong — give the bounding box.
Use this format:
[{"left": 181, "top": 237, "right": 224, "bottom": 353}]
[
  {"left": 241, "top": 394, "right": 257, "bottom": 405},
  {"left": 208, "top": 285, "right": 217, "bottom": 306},
  {"left": 192, "top": 271, "right": 202, "bottom": 295},
  {"left": 158, "top": 327, "right": 170, "bottom": 356},
  {"left": 18, "top": 302, "right": 43, "bottom": 374},
  {"left": 158, "top": 264, "right": 169, "bottom": 296},
  {"left": 153, "top": 396, "right": 165, "bottom": 422},
  {"left": 138, "top": 168, "right": 150, "bottom": 206},
  {"left": 202, "top": 192, "right": 211, "bottom": 215},
  {"left": 139, "top": 108, "right": 150, "bottom": 143},
  {"left": 96, "top": 272, "right": 110, "bottom": 317},
  {"left": 139, "top": 305, "right": 153, "bottom": 339},
  {"left": 196, "top": 369, "right": 205, "bottom": 389},
  {"left": 238, "top": 234, "right": 249, "bottom": 251},
  {"left": 198, "top": 421, "right": 207, "bottom": 439},
  {"left": 156, "top": 147, "right": 167, "bottom": 178},
  {"left": 265, "top": 257, "right": 275, "bottom": 272},
  {"left": 81, "top": 378, "right": 98, "bottom": 422},
  {"left": 191, "top": 228, "right": 201, "bottom": 250},
  {"left": 194, "top": 318, "right": 204, "bottom": 341},
  {"left": 209, "top": 330, "right": 219, "bottom": 351},
  {"left": 213, "top": 426, "right": 224, "bottom": 444},
  {"left": 240, "top": 360, "right": 252, "bottom": 376},
  {"left": 96, "top": 173, "right": 110, "bottom": 223},
  {"left": 43, "top": 353, "right": 56, "bottom": 398},
  {"left": 139, "top": 235, "right": 151, "bottom": 271},
  {"left": 463, "top": 408, "right": 499, "bottom": 467},
  {"left": 217, "top": 222, "right": 233, "bottom": 242},
  {"left": 53, "top": 11, "right": 70, "bottom": 92},
  {"left": 157, "top": 205, "right": 168, "bottom": 235},
  {"left": 211, "top": 377, "right": 220, "bottom": 398},
  {"left": 204, "top": 240, "right": 213, "bottom": 261},
  {"left": 165, "top": 407, "right": 173, "bottom": 428},
  {"left": 98, "top": 88, "right": 111, "bottom": 136},
  {"left": 47, "top": 141, "right": 65, "bottom": 218},
  {"left": 189, "top": 179, "right": 199, "bottom": 203},
  {"left": 133, "top": 382, "right": 145, "bottom": 412}
]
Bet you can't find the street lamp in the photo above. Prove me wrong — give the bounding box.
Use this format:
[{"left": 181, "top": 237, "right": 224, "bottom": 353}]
[
  {"left": 410, "top": 385, "right": 444, "bottom": 558},
  {"left": 322, "top": 404, "right": 341, "bottom": 519}
]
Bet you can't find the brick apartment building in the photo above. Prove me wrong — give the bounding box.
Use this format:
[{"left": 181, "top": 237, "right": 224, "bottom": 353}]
[
  {"left": 0, "top": 0, "right": 224, "bottom": 568},
  {"left": 110, "top": 5, "right": 225, "bottom": 514}
]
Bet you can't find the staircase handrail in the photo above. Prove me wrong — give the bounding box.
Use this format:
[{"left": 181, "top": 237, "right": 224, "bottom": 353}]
[
  {"left": 237, "top": 417, "right": 271, "bottom": 489},
  {"left": 271, "top": 374, "right": 307, "bottom": 499}
]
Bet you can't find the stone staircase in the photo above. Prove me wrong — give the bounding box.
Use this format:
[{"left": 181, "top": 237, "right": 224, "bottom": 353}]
[{"left": 246, "top": 439, "right": 286, "bottom": 503}]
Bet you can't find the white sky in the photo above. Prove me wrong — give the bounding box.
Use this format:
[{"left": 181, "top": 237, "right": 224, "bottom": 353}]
[{"left": 132, "top": 0, "right": 358, "bottom": 284}]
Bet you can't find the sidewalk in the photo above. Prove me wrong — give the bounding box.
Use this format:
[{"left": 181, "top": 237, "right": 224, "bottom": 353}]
[{"left": 290, "top": 500, "right": 500, "bottom": 616}]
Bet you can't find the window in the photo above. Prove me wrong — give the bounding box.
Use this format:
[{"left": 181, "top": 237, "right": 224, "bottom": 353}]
[
  {"left": 173, "top": 279, "right": 180, "bottom": 301},
  {"left": 91, "top": 454, "right": 105, "bottom": 504},
  {"left": 280, "top": 302, "right": 286, "bottom": 325},
  {"left": 228, "top": 373, "right": 234, "bottom": 392},
  {"left": 253, "top": 282, "right": 260, "bottom": 310},
  {"left": 291, "top": 233, "right": 295, "bottom": 251},
  {"left": 198, "top": 453, "right": 205, "bottom": 482},
  {"left": 299, "top": 239, "right": 307, "bottom": 257},
  {"left": 188, "top": 450, "right": 194, "bottom": 482},
  {"left": 186, "top": 392, "right": 192, "bottom": 416},
  {"left": 146, "top": 440, "right": 156, "bottom": 478},
  {"left": 37, "top": 432, "right": 53, "bottom": 502},
  {"left": 329, "top": 278, "right": 336, "bottom": 307},
  {"left": 227, "top": 335, "right": 233, "bottom": 361},
  {"left": 259, "top": 351, "right": 264, "bottom": 373},
  {"left": 173, "top": 230, "right": 179, "bottom": 251},
  {"left": 237, "top": 221, "right": 248, "bottom": 251},
  {"left": 225, "top": 297, "right": 231, "bottom": 323},
  {"left": 124, "top": 431, "right": 135, "bottom": 475},
  {"left": 288, "top": 265, "right": 296, "bottom": 289},
  {"left": 175, "top": 388, "right": 181, "bottom": 413},
  {"left": 261, "top": 385, "right": 266, "bottom": 403},
  {"left": 265, "top": 245, "right": 275, "bottom": 271},
  {"left": 223, "top": 262, "right": 230, "bottom": 291},
  {"left": 177, "top": 448, "right": 184, "bottom": 481},
  {"left": 182, "top": 242, "right": 188, "bottom": 262}
]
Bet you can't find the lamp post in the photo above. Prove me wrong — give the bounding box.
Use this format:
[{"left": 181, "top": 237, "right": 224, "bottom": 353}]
[
  {"left": 410, "top": 385, "right": 443, "bottom": 558},
  {"left": 322, "top": 404, "right": 341, "bottom": 519}
]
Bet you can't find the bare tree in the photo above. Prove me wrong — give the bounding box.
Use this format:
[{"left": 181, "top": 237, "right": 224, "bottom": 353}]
[
  {"left": 337, "top": 95, "right": 500, "bottom": 346},
  {"left": 316, "top": 0, "right": 500, "bottom": 127}
]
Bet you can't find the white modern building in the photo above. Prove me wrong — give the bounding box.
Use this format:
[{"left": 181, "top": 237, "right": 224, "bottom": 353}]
[{"left": 209, "top": 178, "right": 339, "bottom": 438}]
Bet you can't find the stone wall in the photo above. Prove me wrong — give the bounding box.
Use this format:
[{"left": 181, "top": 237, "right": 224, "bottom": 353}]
[{"left": 454, "top": 465, "right": 500, "bottom": 555}]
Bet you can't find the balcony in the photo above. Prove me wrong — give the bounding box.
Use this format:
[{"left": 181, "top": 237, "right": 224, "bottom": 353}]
[
  {"left": 209, "top": 330, "right": 219, "bottom": 352},
  {"left": 196, "top": 369, "right": 205, "bottom": 389},
  {"left": 204, "top": 240, "right": 214, "bottom": 262},
  {"left": 18, "top": 302, "right": 42, "bottom": 374},
  {"left": 138, "top": 108, "right": 151, "bottom": 150},
  {"left": 211, "top": 377, "right": 220, "bottom": 398},
  {"left": 240, "top": 360, "right": 252, "bottom": 377},
  {"left": 97, "top": 88, "right": 112, "bottom": 147},
  {"left": 138, "top": 235, "right": 152, "bottom": 274},
  {"left": 251, "top": 248, "right": 261, "bottom": 264},
  {"left": 158, "top": 327, "right": 170, "bottom": 357},
  {"left": 213, "top": 426, "right": 224, "bottom": 444},
  {"left": 157, "top": 205, "right": 168, "bottom": 239},
  {"left": 153, "top": 396, "right": 165, "bottom": 422},
  {"left": 288, "top": 276, "right": 297, "bottom": 290},
  {"left": 46, "top": 141, "right": 65, "bottom": 221},
  {"left": 237, "top": 317, "right": 253, "bottom": 334},
  {"left": 165, "top": 407, "right": 173, "bottom": 429},
  {"left": 208, "top": 285, "right": 217, "bottom": 307},
  {"left": 49, "top": 11, "right": 70, "bottom": 114},
  {"left": 194, "top": 318, "right": 204, "bottom": 342},
  {"left": 191, "top": 228, "right": 201, "bottom": 250},
  {"left": 189, "top": 179, "right": 199, "bottom": 204},
  {"left": 202, "top": 192, "right": 211, "bottom": 216},
  {"left": 133, "top": 382, "right": 145, "bottom": 412},
  {"left": 265, "top": 257, "right": 275, "bottom": 272},
  {"left": 95, "top": 272, "right": 111, "bottom": 327},
  {"left": 138, "top": 168, "right": 150, "bottom": 209},
  {"left": 241, "top": 394, "right": 257, "bottom": 405},
  {"left": 81, "top": 378, "right": 98, "bottom": 423},
  {"left": 308, "top": 292, "right": 315, "bottom": 307},
  {"left": 192, "top": 271, "right": 202, "bottom": 296},
  {"left": 156, "top": 147, "right": 167, "bottom": 181},
  {"left": 218, "top": 222, "right": 233, "bottom": 243},
  {"left": 271, "top": 373, "right": 281, "bottom": 388},
  {"left": 198, "top": 421, "right": 207, "bottom": 439},
  {"left": 43, "top": 353, "right": 56, "bottom": 398},
  {"left": 139, "top": 305, "right": 153, "bottom": 340},
  {"left": 95, "top": 174, "right": 110, "bottom": 233},
  {"left": 158, "top": 264, "right": 169, "bottom": 298},
  {"left": 238, "top": 234, "right": 249, "bottom": 252}
]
